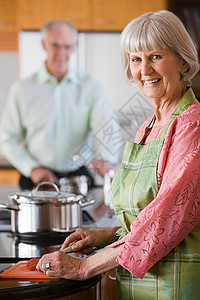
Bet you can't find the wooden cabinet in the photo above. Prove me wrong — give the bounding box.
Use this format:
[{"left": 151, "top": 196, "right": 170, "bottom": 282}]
[
  {"left": 0, "top": 0, "right": 168, "bottom": 50},
  {"left": 16, "top": 0, "right": 167, "bottom": 32},
  {"left": 0, "top": 169, "right": 20, "bottom": 185},
  {"left": 91, "top": 0, "right": 167, "bottom": 31},
  {"left": 16, "top": 0, "right": 92, "bottom": 31},
  {"left": 101, "top": 269, "right": 118, "bottom": 300},
  {"left": 0, "top": 0, "right": 18, "bottom": 50},
  {"left": 168, "top": 0, "right": 200, "bottom": 99},
  {"left": 168, "top": 0, "right": 200, "bottom": 52}
]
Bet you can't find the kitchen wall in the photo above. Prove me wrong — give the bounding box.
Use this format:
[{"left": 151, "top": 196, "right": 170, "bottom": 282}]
[
  {"left": 0, "top": 51, "right": 18, "bottom": 160},
  {"left": 19, "top": 31, "right": 147, "bottom": 109},
  {"left": 0, "top": 31, "right": 154, "bottom": 158},
  {"left": 0, "top": 52, "right": 18, "bottom": 117},
  {"left": 19, "top": 31, "right": 154, "bottom": 129}
]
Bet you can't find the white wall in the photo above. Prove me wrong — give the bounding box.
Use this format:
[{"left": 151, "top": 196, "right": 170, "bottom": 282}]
[
  {"left": 18, "top": 31, "right": 153, "bottom": 113},
  {"left": 0, "top": 32, "right": 154, "bottom": 158},
  {"left": 0, "top": 52, "right": 18, "bottom": 113},
  {"left": 83, "top": 32, "right": 136, "bottom": 110},
  {"left": 82, "top": 33, "right": 153, "bottom": 141}
]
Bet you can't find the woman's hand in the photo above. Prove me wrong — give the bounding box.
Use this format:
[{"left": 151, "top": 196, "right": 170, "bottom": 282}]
[
  {"left": 36, "top": 250, "right": 86, "bottom": 280},
  {"left": 36, "top": 243, "right": 123, "bottom": 280},
  {"left": 61, "top": 228, "right": 105, "bottom": 257},
  {"left": 61, "top": 227, "right": 120, "bottom": 257}
]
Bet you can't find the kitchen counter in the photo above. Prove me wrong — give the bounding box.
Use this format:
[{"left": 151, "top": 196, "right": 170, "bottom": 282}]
[
  {"left": 0, "top": 268, "right": 101, "bottom": 300},
  {"left": 0, "top": 185, "right": 119, "bottom": 299},
  {"left": 0, "top": 232, "right": 101, "bottom": 300}
]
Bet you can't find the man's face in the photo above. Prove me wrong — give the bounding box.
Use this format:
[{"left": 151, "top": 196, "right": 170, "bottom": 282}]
[{"left": 42, "top": 24, "right": 76, "bottom": 81}]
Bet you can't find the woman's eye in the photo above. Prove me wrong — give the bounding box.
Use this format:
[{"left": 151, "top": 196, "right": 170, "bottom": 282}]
[
  {"left": 131, "top": 57, "right": 140, "bottom": 62},
  {"left": 151, "top": 55, "right": 161, "bottom": 60}
]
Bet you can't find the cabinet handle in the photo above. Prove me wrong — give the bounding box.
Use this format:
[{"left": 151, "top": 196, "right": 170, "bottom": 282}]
[
  {"left": 96, "top": 19, "right": 116, "bottom": 25},
  {"left": 109, "top": 274, "right": 116, "bottom": 280}
]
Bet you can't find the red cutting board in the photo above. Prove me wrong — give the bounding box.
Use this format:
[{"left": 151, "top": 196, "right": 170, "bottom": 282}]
[{"left": 0, "top": 261, "right": 60, "bottom": 280}]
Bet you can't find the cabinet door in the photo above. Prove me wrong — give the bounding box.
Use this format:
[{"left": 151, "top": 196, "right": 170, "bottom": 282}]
[
  {"left": 0, "top": 169, "right": 20, "bottom": 185},
  {"left": 0, "top": 0, "right": 18, "bottom": 50},
  {"left": 17, "top": 0, "right": 91, "bottom": 31},
  {"left": 101, "top": 269, "right": 118, "bottom": 300},
  {"left": 91, "top": 0, "right": 167, "bottom": 31},
  {"left": 55, "top": 0, "right": 92, "bottom": 30}
]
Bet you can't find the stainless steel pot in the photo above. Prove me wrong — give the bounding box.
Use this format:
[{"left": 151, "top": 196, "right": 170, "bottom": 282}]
[
  {"left": 59, "top": 175, "right": 89, "bottom": 196},
  {"left": 0, "top": 182, "right": 94, "bottom": 233},
  {"left": 52, "top": 196, "right": 94, "bottom": 232}
]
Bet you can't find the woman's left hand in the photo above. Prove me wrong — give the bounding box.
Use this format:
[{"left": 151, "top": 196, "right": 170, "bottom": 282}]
[{"left": 36, "top": 250, "right": 86, "bottom": 280}]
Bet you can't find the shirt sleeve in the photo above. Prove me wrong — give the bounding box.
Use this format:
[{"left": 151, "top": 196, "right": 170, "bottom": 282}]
[
  {"left": 0, "top": 82, "right": 39, "bottom": 176},
  {"left": 109, "top": 103, "right": 200, "bottom": 279}
]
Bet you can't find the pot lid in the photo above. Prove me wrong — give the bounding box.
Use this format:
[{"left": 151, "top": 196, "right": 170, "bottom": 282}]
[
  {"left": 9, "top": 191, "right": 84, "bottom": 205},
  {"left": 8, "top": 182, "right": 84, "bottom": 205}
]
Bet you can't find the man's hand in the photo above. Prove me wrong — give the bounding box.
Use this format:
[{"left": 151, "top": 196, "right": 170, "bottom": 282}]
[
  {"left": 31, "top": 167, "right": 58, "bottom": 185},
  {"left": 89, "top": 159, "right": 115, "bottom": 177}
]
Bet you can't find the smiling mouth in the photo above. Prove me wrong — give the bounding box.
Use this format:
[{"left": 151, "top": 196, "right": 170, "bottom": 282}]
[{"left": 143, "top": 79, "right": 161, "bottom": 85}]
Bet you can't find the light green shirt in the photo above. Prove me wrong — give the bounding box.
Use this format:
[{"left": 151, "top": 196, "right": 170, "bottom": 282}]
[{"left": 0, "top": 64, "right": 121, "bottom": 177}]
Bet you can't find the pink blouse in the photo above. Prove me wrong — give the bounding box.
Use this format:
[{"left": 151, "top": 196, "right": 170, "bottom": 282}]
[{"left": 109, "top": 99, "right": 200, "bottom": 279}]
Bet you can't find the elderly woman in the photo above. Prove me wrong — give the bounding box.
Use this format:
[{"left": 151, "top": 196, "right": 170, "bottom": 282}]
[{"left": 37, "top": 10, "right": 200, "bottom": 299}]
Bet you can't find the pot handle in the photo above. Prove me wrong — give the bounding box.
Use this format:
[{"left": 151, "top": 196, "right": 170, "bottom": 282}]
[
  {"left": 0, "top": 203, "right": 20, "bottom": 211},
  {"left": 79, "top": 198, "right": 95, "bottom": 207},
  {"left": 32, "top": 181, "right": 60, "bottom": 195}
]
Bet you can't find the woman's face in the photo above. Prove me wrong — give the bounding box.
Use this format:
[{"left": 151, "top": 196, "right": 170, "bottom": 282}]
[{"left": 129, "top": 49, "right": 188, "bottom": 101}]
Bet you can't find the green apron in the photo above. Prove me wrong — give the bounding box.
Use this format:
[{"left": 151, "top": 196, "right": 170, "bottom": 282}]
[{"left": 111, "top": 88, "right": 200, "bottom": 300}]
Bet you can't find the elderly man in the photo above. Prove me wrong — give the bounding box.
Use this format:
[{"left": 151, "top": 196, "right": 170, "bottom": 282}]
[{"left": 0, "top": 20, "right": 121, "bottom": 190}]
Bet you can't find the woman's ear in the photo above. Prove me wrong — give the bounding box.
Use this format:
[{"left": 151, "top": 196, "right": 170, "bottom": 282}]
[{"left": 182, "top": 60, "right": 189, "bottom": 73}]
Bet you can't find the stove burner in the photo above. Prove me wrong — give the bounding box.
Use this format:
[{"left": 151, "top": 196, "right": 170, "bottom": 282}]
[{"left": 9, "top": 231, "right": 73, "bottom": 244}]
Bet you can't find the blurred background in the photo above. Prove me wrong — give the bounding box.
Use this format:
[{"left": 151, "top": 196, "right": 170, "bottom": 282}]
[{"left": 0, "top": 0, "right": 199, "bottom": 185}]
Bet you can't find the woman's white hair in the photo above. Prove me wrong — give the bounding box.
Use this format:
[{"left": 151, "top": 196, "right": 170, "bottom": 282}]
[{"left": 121, "top": 10, "right": 199, "bottom": 85}]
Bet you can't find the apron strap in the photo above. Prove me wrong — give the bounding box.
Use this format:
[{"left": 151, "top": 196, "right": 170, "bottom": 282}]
[{"left": 159, "top": 87, "right": 195, "bottom": 140}]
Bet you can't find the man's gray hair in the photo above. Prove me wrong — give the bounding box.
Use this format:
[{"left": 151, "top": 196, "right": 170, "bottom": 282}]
[{"left": 41, "top": 19, "right": 78, "bottom": 44}]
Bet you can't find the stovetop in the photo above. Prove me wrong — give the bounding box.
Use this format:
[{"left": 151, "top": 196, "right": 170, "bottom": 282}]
[
  {"left": 0, "top": 230, "right": 69, "bottom": 259},
  {"left": 0, "top": 209, "right": 94, "bottom": 263},
  {"left": 0, "top": 185, "right": 109, "bottom": 270}
]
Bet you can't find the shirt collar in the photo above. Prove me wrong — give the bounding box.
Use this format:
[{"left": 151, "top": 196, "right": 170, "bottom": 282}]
[{"left": 36, "top": 62, "right": 79, "bottom": 84}]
